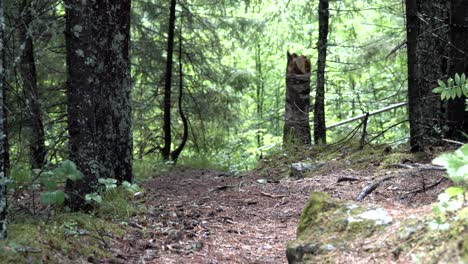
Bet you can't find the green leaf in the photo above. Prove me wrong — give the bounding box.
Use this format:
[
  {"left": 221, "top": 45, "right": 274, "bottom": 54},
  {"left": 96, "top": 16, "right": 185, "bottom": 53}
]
[
  {"left": 456, "top": 86, "right": 462, "bottom": 98},
  {"left": 441, "top": 90, "right": 447, "bottom": 100},
  {"left": 432, "top": 87, "right": 443, "bottom": 93},
  {"left": 53, "top": 160, "right": 83, "bottom": 181},
  {"left": 444, "top": 187, "right": 465, "bottom": 198},
  {"left": 85, "top": 193, "right": 102, "bottom": 204},
  {"left": 40, "top": 190, "right": 66, "bottom": 205},
  {"left": 455, "top": 73, "right": 461, "bottom": 85},
  {"left": 122, "top": 181, "right": 142, "bottom": 193},
  {"left": 98, "top": 178, "right": 117, "bottom": 190},
  {"left": 437, "top": 79, "right": 446, "bottom": 89}
]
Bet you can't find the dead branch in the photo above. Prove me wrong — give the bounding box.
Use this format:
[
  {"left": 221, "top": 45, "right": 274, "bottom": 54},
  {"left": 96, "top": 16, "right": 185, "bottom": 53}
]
[
  {"left": 356, "top": 176, "right": 394, "bottom": 201},
  {"left": 256, "top": 192, "right": 287, "bottom": 199},
  {"left": 404, "top": 177, "right": 447, "bottom": 195},
  {"left": 391, "top": 163, "right": 445, "bottom": 172},
  {"left": 337, "top": 176, "right": 360, "bottom": 183}
]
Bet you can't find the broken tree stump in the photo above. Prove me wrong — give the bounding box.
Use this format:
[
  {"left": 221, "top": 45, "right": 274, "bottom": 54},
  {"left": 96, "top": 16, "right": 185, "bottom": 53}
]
[{"left": 283, "top": 52, "right": 312, "bottom": 145}]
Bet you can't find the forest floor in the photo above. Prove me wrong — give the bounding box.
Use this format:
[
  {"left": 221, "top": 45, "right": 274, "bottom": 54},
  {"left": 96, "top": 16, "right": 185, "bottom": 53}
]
[{"left": 111, "top": 161, "right": 450, "bottom": 264}]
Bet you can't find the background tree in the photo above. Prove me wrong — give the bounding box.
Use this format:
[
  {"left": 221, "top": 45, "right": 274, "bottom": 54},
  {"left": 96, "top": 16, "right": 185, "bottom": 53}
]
[
  {"left": 18, "top": 0, "right": 46, "bottom": 169},
  {"left": 0, "top": 0, "right": 8, "bottom": 240},
  {"left": 314, "top": 0, "right": 329, "bottom": 144},
  {"left": 64, "top": 0, "right": 133, "bottom": 210},
  {"left": 161, "top": 0, "right": 177, "bottom": 161},
  {"left": 406, "top": 0, "right": 468, "bottom": 151}
]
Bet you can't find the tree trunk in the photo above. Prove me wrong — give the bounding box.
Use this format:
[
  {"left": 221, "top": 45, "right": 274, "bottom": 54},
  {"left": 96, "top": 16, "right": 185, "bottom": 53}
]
[
  {"left": 64, "top": 0, "right": 133, "bottom": 211},
  {"left": 162, "top": 0, "right": 177, "bottom": 161},
  {"left": 407, "top": 0, "right": 450, "bottom": 151},
  {"left": 314, "top": 0, "right": 329, "bottom": 145},
  {"left": 284, "top": 52, "right": 312, "bottom": 145},
  {"left": 170, "top": 28, "right": 188, "bottom": 163},
  {"left": 0, "top": 0, "right": 8, "bottom": 239},
  {"left": 405, "top": 0, "right": 421, "bottom": 151},
  {"left": 18, "top": 0, "right": 45, "bottom": 169},
  {"left": 447, "top": 0, "right": 468, "bottom": 138}
]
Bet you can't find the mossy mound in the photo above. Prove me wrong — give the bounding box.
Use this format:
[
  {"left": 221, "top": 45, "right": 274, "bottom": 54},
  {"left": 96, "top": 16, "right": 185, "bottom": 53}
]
[
  {"left": 286, "top": 192, "right": 392, "bottom": 263},
  {"left": 0, "top": 213, "right": 126, "bottom": 263},
  {"left": 394, "top": 214, "right": 467, "bottom": 263}
]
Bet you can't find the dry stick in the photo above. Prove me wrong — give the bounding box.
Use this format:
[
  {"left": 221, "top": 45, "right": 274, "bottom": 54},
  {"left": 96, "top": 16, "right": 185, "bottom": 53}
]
[
  {"left": 405, "top": 177, "right": 447, "bottom": 195},
  {"left": 337, "top": 176, "right": 360, "bottom": 183},
  {"left": 442, "top": 138, "right": 465, "bottom": 145},
  {"left": 359, "top": 112, "right": 369, "bottom": 150},
  {"left": 356, "top": 176, "right": 394, "bottom": 201},
  {"left": 256, "top": 192, "right": 287, "bottom": 199}
]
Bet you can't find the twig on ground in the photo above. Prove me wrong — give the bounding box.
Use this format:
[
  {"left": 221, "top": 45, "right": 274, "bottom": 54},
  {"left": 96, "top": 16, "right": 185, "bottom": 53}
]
[
  {"left": 442, "top": 138, "right": 465, "bottom": 145},
  {"left": 337, "top": 176, "right": 360, "bottom": 183},
  {"left": 356, "top": 176, "right": 394, "bottom": 201},
  {"left": 256, "top": 192, "right": 287, "bottom": 199},
  {"left": 404, "top": 177, "right": 448, "bottom": 195}
]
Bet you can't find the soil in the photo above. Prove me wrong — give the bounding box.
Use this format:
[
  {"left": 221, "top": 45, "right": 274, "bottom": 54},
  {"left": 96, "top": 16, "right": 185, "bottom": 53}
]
[{"left": 109, "top": 165, "right": 450, "bottom": 264}]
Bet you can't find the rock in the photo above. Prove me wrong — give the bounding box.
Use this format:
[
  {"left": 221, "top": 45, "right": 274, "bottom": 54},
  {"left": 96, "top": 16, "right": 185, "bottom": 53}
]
[
  {"left": 289, "top": 162, "right": 325, "bottom": 179},
  {"left": 286, "top": 192, "right": 392, "bottom": 264}
]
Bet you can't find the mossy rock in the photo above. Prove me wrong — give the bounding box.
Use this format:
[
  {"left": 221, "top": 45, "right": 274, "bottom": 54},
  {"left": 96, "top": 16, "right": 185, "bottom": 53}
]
[{"left": 286, "top": 192, "right": 392, "bottom": 263}]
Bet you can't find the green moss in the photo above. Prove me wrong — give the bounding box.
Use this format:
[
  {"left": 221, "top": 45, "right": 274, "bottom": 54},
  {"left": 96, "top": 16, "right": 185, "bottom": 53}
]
[
  {"left": 297, "top": 192, "right": 334, "bottom": 235},
  {"left": 0, "top": 212, "right": 125, "bottom": 263},
  {"left": 392, "top": 214, "right": 467, "bottom": 263},
  {"left": 288, "top": 193, "right": 393, "bottom": 263}
]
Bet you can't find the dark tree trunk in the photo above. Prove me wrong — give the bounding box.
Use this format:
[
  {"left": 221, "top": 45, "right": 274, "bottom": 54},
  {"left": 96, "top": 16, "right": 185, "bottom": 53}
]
[
  {"left": 256, "top": 44, "right": 264, "bottom": 155},
  {"left": 0, "top": 0, "right": 8, "bottom": 239},
  {"left": 284, "top": 52, "right": 312, "bottom": 145},
  {"left": 64, "top": 0, "right": 133, "bottom": 211},
  {"left": 406, "top": 0, "right": 450, "bottom": 151},
  {"left": 170, "top": 29, "right": 188, "bottom": 163},
  {"left": 447, "top": 0, "right": 468, "bottom": 138},
  {"left": 19, "top": 0, "right": 45, "bottom": 169},
  {"left": 314, "top": 0, "right": 329, "bottom": 145},
  {"left": 162, "top": 0, "right": 177, "bottom": 161},
  {"left": 405, "top": 0, "right": 421, "bottom": 151}
]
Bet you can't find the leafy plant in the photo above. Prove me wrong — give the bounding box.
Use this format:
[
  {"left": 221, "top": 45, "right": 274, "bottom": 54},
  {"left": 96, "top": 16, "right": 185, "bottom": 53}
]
[
  {"left": 430, "top": 144, "right": 467, "bottom": 230},
  {"left": 433, "top": 73, "right": 468, "bottom": 110},
  {"left": 39, "top": 160, "right": 83, "bottom": 206}
]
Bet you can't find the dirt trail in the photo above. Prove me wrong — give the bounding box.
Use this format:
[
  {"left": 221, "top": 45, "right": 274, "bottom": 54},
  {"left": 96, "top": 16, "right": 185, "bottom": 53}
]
[{"left": 112, "top": 166, "right": 448, "bottom": 264}]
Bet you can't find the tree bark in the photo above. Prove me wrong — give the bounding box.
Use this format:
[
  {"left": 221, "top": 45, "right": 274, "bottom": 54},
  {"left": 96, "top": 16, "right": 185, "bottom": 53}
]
[
  {"left": 314, "top": 0, "right": 329, "bottom": 145},
  {"left": 447, "top": 0, "right": 468, "bottom": 138},
  {"left": 64, "top": 0, "right": 133, "bottom": 210},
  {"left": 405, "top": 0, "right": 421, "bottom": 151},
  {"left": 0, "top": 0, "right": 8, "bottom": 239},
  {"left": 170, "top": 28, "right": 188, "bottom": 163},
  {"left": 162, "top": 0, "right": 177, "bottom": 161},
  {"left": 18, "top": 0, "right": 46, "bottom": 169},
  {"left": 406, "top": 0, "right": 450, "bottom": 151},
  {"left": 284, "top": 52, "right": 311, "bottom": 145}
]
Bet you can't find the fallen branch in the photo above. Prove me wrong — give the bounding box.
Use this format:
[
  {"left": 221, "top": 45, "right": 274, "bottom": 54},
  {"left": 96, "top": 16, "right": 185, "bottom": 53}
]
[
  {"left": 404, "top": 177, "right": 448, "bottom": 195},
  {"left": 442, "top": 138, "right": 465, "bottom": 145},
  {"left": 391, "top": 163, "right": 445, "bottom": 172},
  {"left": 337, "top": 176, "right": 360, "bottom": 183},
  {"left": 356, "top": 176, "right": 394, "bottom": 201},
  {"left": 209, "top": 185, "right": 235, "bottom": 192},
  {"left": 256, "top": 192, "right": 287, "bottom": 199}
]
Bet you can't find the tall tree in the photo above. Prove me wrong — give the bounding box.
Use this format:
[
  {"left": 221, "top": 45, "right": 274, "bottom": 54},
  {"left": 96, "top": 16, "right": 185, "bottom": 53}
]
[
  {"left": 314, "top": 0, "right": 329, "bottom": 144},
  {"left": 162, "top": 0, "right": 177, "bottom": 161},
  {"left": 18, "top": 0, "right": 46, "bottom": 169},
  {"left": 406, "top": 1, "right": 467, "bottom": 151},
  {"left": 64, "top": 0, "right": 133, "bottom": 210},
  {"left": 170, "top": 28, "right": 188, "bottom": 162},
  {"left": 447, "top": 0, "right": 468, "bottom": 136},
  {"left": 0, "top": 0, "right": 8, "bottom": 239}
]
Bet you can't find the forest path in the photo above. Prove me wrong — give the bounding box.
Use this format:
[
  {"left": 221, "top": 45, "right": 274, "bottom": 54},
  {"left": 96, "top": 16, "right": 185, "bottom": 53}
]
[{"left": 113, "top": 166, "right": 448, "bottom": 263}]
